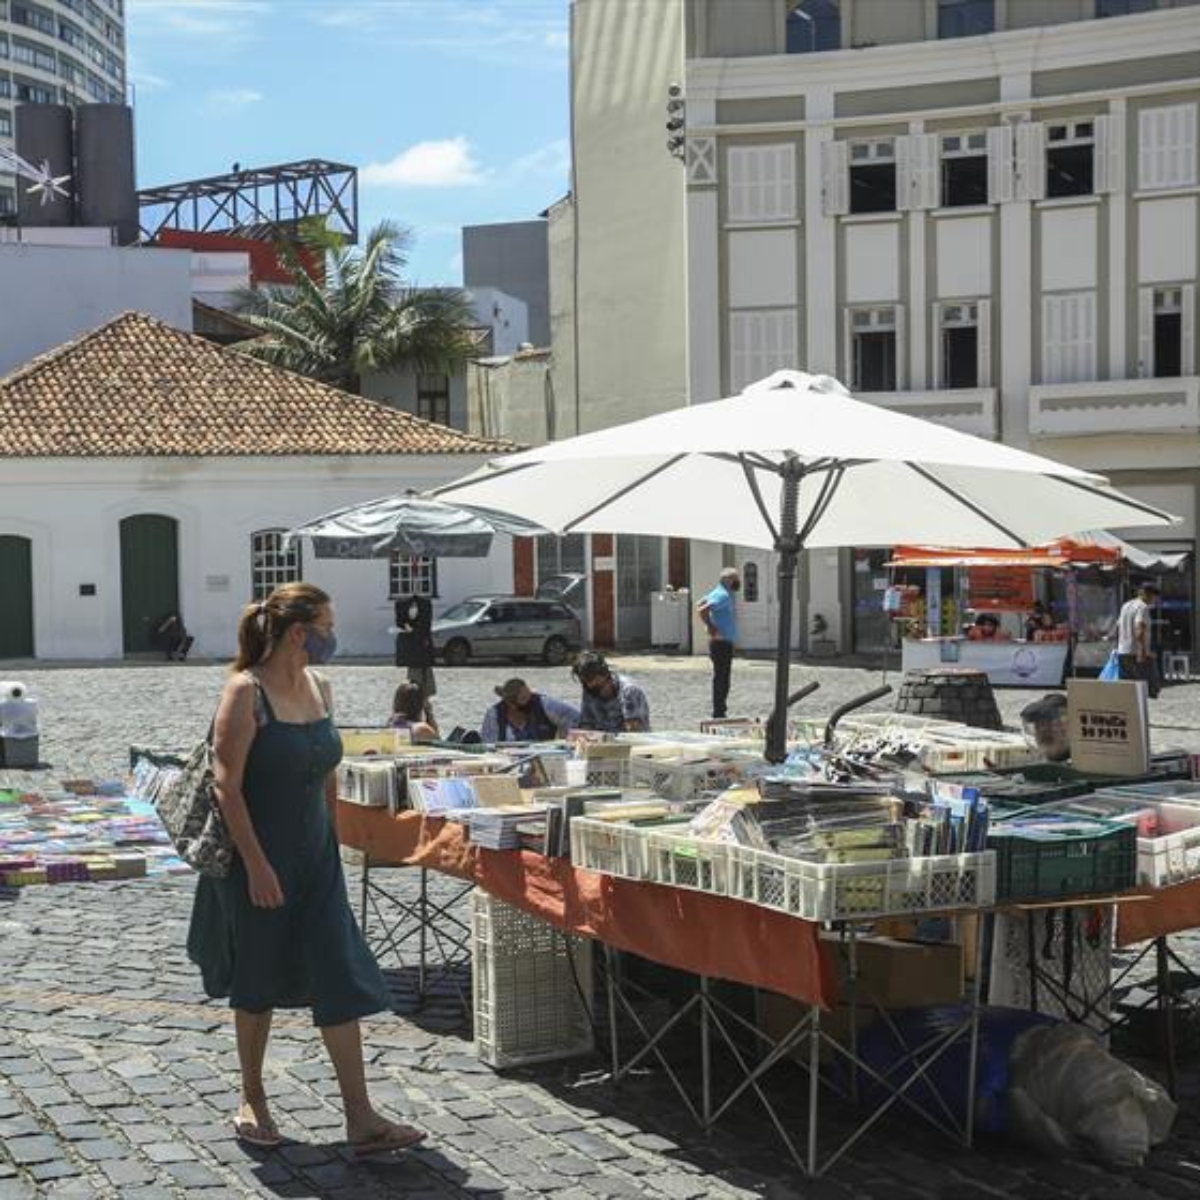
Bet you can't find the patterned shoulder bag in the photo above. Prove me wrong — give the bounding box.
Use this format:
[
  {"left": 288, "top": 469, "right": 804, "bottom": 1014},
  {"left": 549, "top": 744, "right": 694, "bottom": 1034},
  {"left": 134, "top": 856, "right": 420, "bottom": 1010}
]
[{"left": 153, "top": 719, "right": 233, "bottom": 878}]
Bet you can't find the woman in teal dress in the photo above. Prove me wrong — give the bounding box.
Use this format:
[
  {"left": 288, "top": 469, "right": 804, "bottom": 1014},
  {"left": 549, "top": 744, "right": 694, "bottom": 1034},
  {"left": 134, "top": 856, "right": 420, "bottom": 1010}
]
[{"left": 187, "top": 582, "right": 424, "bottom": 1156}]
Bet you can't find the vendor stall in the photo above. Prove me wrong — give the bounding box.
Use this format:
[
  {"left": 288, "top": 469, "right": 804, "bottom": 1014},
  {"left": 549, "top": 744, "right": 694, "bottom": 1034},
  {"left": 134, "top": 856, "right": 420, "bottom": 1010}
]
[{"left": 890, "top": 540, "right": 1129, "bottom": 686}]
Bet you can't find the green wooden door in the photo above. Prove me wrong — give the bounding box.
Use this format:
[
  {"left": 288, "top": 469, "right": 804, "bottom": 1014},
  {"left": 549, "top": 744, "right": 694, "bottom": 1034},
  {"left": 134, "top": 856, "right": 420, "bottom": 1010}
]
[
  {"left": 120, "top": 515, "right": 179, "bottom": 654},
  {"left": 0, "top": 536, "right": 34, "bottom": 659}
]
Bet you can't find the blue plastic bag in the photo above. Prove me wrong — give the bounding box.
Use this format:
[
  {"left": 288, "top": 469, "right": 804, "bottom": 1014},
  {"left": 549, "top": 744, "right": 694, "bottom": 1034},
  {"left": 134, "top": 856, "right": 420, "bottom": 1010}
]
[{"left": 1099, "top": 650, "right": 1121, "bottom": 682}]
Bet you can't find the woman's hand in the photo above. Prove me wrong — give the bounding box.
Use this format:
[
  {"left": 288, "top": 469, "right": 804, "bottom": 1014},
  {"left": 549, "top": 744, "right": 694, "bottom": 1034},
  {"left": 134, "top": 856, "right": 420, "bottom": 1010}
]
[{"left": 247, "top": 859, "right": 284, "bottom": 909}]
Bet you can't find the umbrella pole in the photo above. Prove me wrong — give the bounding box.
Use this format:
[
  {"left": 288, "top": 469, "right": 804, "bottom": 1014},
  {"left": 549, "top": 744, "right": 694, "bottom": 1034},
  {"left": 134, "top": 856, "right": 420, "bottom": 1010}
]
[{"left": 766, "top": 462, "right": 803, "bottom": 764}]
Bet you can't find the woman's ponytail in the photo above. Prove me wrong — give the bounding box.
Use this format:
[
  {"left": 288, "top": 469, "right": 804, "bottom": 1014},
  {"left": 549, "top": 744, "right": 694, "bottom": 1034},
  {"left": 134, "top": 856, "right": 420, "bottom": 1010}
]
[{"left": 233, "top": 602, "right": 270, "bottom": 672}]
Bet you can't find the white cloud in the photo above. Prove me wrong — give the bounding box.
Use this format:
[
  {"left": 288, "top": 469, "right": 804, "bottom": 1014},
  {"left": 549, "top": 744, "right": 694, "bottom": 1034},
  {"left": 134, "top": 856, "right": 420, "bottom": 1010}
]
[
  {"left": 506, "top": 138, "right": 571, "bottom": 182},
  {"left": 127, "top": 55, "right": 169, "bottom": 92},
  {"left": 362, "top": 138, "right": 487, "bottom": 189},
  {"left": 129, "top": 0, "right": 271, "bottom": 40},
  {"left": 205, "top": 88, "right": 264, "bottom": 113}
]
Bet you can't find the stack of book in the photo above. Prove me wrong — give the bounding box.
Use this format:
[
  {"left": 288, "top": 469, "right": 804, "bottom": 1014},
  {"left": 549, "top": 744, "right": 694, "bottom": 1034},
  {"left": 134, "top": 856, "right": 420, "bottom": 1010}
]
[{"left": 469, "top": 805, "right": 548, "bottom": 850}]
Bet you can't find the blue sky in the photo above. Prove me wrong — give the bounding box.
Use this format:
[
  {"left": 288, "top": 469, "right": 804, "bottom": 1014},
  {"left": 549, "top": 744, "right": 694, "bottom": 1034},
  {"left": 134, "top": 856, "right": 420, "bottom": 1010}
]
[{"left": 126, "top": 0, "right": 570, "bottom": 285}]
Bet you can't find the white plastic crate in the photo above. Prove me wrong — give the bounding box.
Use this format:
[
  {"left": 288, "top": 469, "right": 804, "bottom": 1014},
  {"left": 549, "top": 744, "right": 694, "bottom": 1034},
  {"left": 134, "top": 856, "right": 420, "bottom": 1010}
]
[
  {"left": 471, "top": 891, "right": 594, "bottom": 1069},
  {"left": 569, "top": 817, "right": 648, "bottom": 881},
  {"left": 644, "top": 828, "right": 730, "bottom": 895},
  {"left": 1066, "top": 793, "right": 1200, "bottom": 889},
  {"left": 727, "top": 845, "right": 996, "bottom": 922},
  {"left": 629, "top": 753, "right": 760, "bottom": 801},
  {"left": 579, "top": 743, "right": 633, "bottom": 789}
]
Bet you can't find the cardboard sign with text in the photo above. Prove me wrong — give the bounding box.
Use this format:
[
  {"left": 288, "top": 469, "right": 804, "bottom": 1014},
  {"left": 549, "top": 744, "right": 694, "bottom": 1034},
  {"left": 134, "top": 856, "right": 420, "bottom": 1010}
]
[{"left": 1067, "top": 679, "right": 1150, "bottom": 776}]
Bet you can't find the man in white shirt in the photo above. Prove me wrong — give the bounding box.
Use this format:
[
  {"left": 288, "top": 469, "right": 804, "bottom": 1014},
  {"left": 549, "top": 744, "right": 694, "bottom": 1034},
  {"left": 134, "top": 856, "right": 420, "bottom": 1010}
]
[{"left": 1116, "top": 583, "right": 1161, "bottom": 698}]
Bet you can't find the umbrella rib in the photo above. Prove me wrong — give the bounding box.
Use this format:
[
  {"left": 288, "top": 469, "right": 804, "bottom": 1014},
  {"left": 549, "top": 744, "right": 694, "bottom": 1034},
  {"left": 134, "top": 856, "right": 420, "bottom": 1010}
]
[
  {"left": 797, "top": 465, "right": 847, "bottom": 544},
  {"left": 905, "top": 463, "right": 1027, "bottom": 547},
  {"left": 431, "top": 460, "right": 539, "bottom": 496},
  {"left": 1051, "top": 474, "right": 1179, "bottom": 523},
  {"left": 738, "top": 454, "right": 779, "bottom": 544},
  {"left": 561, "top": 454, "right": 689, "bottom": 533}
]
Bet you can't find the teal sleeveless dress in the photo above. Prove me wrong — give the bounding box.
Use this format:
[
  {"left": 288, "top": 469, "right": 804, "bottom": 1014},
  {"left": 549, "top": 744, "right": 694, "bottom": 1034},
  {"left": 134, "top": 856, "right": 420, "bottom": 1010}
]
[{"left": 187, "top": 674, "right": 392, "bottom": 1027}]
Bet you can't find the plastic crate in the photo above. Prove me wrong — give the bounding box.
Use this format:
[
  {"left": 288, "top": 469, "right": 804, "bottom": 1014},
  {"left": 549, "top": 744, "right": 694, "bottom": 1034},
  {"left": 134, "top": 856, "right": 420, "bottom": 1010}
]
[
  {"left": 1060, "top": 793, "right": 1200, "bottom": 889},
  {"left": 580, "top": 744, "right": 632, "bottom": 790},
  {"left": 727, "top": 845, "right": 995, "bottom": 921},
  {"left": 988, "top": 816, "right": 1136, "bottom": 901},
  {"left": 629, "top": 754, "right": 758, "bottom": 801},
  {"left": 644, "top": 828, "right": 730, "bottom": 894},
  {"left": 936, "top": 770, "right": 1094, "bottom": 808},
  {"left": 1093, "top": 780, "right": 1200, "bottom": 804},
  {"left": 569, "top": 817, "right": 648, "bottom": 881},
  {"left": 471, "top": 891, "right": 594, "bottom": 1069}
]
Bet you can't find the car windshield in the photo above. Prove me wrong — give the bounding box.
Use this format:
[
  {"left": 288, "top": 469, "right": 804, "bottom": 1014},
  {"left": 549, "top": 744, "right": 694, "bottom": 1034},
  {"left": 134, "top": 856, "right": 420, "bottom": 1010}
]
[{"left": 438, "top": 600, "right": 487, "bottom": 623}]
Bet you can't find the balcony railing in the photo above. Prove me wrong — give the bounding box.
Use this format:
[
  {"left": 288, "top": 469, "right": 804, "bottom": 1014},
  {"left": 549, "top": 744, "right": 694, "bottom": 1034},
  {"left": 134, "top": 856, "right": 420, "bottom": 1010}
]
[
  {"left": 859, "top": 387, "right": 998, "bottom": 438},
  {"left": 1029, "top": 377, "right": 1200, "bottom": 438}
]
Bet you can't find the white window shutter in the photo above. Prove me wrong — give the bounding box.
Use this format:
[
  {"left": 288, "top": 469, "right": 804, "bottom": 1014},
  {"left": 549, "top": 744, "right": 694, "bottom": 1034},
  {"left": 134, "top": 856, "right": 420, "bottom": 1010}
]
[
  {"left": 1183, "top": 284, "right": 1196, "bottom": 376},
  {"left": 1139, "top": 107, "right": 1165, "bottom": 190},
  {"left": 976, "top": 298, "right": 991, "bottom": 388},
  {"left": 1078, "top": 293, "right": 1097, "bottom": 382},
  {"left": 1137, "top": 287, "right": 1155, "bottom": 378},
  {"left": 1095, "top": 113, "right": 1123, "bottom": 195},
  {"left": 894, "top": 306, "right": 906, "bottom": 390},
  {"left": 987, "top": 125, "right": 1013, "bottom": 204},
  {"left": 1043, "top": 296, "right": 1063, "bottom": 384},
  {"left": 1015, "top": 122, "right": 1045, "bottom": 201},
  {"left": 931, "top": 302, "right": 943, "bottom": 390},
  {"left": 821, "top": 139, "right": 849, "bottom": 216},
  {"left": 1180, "top": 104, "right": 1198, "bottom": 189}
]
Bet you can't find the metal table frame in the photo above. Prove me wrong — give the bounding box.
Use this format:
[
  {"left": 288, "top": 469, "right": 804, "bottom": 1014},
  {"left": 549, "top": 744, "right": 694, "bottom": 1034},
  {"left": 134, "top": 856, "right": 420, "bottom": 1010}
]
[
  {"left": 600, "top": 921, "right": 984, "bottom": 1177},
  {"left": 358, "top": 858, "right": 474, "bottom": 1011}
]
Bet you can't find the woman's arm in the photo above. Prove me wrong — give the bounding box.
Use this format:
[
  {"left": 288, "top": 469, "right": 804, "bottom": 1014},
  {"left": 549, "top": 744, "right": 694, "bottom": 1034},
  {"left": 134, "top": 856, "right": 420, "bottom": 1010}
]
[{"left": 212, "top": 674, "right": 283, "bottom": 908}]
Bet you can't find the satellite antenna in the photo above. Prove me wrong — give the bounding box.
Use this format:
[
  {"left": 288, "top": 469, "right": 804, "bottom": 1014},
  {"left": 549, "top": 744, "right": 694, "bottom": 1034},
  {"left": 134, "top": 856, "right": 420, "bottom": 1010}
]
[{"left": 0, "top": 146, "right": 72, "bottom": 206}]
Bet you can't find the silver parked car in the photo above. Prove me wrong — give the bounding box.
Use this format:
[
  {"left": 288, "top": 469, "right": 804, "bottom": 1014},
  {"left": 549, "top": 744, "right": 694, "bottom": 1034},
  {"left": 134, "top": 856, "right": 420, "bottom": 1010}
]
[{"left": 432, "top": 595, "right": 582, "bottom": 667}]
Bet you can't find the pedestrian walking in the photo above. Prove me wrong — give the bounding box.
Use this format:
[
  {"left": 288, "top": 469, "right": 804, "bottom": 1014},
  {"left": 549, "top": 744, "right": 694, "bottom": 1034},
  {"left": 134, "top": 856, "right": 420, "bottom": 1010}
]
[
  {"left": 1117, "top": 582, "right": 1162, "bottom": 699},
  {"left": 697, "top": 567, "right": 740, "bottom": 718},
  {"left": 573, "top": 651, "right": 651, "bottom": 733},
  {"left": 187, "top": 582, "right": 424, "bottom": 1156},
  {"left": 394, "top": 591, "right": 437, "bottom": 717}
]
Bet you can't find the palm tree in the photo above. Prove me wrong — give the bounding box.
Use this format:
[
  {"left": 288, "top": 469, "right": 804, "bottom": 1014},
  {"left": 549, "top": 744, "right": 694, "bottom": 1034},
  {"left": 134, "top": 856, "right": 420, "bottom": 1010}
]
[{"left": 232, "top": 219, "right": 480, "bottom": 396}]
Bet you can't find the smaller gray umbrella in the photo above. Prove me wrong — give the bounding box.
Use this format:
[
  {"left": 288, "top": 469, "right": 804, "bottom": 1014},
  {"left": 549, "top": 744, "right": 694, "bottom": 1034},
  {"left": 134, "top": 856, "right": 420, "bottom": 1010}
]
[{"left": 285, "top": 492, "right": 546, "bottom": 559}]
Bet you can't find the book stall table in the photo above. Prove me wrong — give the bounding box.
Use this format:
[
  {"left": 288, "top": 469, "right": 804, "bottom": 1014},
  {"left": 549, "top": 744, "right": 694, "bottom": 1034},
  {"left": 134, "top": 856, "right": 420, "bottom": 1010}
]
[{"left": 335, "top": 802, "right": 993, "bottom": 1177}]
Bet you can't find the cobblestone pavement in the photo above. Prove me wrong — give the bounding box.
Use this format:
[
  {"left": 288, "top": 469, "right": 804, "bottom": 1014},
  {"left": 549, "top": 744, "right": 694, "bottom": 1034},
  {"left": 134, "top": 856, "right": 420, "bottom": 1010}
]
[{"left": 2, "top": 658, "right": 1200, "bottom": 1199}]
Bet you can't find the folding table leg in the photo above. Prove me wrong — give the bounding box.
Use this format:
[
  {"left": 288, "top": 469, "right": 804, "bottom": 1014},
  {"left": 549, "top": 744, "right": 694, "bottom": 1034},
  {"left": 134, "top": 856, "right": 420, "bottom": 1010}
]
[{"left": 1156, "top": 935, "right": 1178, "bottom": 1099}]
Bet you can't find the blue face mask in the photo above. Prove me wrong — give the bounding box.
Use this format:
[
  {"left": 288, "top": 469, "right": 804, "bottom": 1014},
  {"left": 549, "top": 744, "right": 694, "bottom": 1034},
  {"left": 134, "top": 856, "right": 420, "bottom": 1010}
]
[{"left": 304, "top": 627, "right": 338, "bottom": 664}]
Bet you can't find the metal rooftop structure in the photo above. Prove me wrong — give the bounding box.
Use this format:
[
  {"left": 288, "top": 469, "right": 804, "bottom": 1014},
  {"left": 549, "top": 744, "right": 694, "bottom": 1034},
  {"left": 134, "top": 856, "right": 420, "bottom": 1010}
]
[{"left": 138, "top": 159, "right": 358, "bottom": 244}]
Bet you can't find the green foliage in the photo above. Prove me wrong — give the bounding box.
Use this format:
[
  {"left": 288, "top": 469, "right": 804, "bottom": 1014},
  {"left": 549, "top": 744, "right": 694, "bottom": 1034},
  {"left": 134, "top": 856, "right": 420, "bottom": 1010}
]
[{"left": 232, "top": 220, "right": 479, "bottom": 396}]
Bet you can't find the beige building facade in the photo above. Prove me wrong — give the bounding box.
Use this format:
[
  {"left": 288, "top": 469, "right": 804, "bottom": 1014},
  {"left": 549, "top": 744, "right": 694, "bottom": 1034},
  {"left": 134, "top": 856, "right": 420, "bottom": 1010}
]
[{"left": 685, "top": 0, "right": 1200, "bottom": 656}]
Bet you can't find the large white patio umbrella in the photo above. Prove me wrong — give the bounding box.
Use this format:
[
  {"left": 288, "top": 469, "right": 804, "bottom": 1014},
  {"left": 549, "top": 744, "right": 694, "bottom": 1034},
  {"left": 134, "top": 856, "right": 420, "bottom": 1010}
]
[{"left": 429, "top": 371, "right": 1178, "bottom": 761}]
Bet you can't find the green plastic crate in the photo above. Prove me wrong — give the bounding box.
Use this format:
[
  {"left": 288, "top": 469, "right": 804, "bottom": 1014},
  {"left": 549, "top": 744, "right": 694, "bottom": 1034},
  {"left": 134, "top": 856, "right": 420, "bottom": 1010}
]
[
  {"left": 988, "top": 814, "right": 1137, "bottom": 901},
  {"left": 937, "top": 770, "right": 1094, "bottom": 808}
]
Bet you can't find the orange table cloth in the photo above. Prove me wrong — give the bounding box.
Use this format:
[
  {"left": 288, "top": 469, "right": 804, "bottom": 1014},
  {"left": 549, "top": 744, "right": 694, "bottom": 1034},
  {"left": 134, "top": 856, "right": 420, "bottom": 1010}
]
[
  {"left": 336, "top": 802, "right": 836, "bottom": 1009},
  {"left": 1117, "top": 878, "right": 1200, "bottom": 947}
]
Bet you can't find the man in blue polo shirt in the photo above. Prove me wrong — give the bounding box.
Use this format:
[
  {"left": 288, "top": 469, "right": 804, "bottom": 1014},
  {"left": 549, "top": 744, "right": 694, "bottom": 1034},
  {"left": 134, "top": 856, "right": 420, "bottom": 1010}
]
[{"left": 697, "top": 567, "right": 740, "bottom": 719}]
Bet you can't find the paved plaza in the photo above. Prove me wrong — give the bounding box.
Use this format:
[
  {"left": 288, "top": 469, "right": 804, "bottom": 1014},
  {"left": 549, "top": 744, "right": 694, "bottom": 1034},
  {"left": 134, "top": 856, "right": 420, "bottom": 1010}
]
[{"left": 2, "top": 657, "right": 1200, "bottom": 1199}]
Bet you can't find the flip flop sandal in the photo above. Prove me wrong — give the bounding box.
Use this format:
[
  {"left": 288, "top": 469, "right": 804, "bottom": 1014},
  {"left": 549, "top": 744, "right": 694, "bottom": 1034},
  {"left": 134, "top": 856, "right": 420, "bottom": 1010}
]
[
  {"left": 234, "top": 1119, "right": 284, "bottom": 1149},
  {"left": 350, "top": 1126, "right": 427, "bottom": 1158}
]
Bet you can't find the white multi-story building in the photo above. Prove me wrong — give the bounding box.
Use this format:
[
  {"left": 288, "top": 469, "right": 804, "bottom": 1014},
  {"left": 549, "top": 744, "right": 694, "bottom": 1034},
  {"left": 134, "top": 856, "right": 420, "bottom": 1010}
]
[
  {"left": 0, "top": 0, "right": 126, "bottom": 216},
  {"left": 676, "top": 0, "right": 1200, "bottom": 657}
]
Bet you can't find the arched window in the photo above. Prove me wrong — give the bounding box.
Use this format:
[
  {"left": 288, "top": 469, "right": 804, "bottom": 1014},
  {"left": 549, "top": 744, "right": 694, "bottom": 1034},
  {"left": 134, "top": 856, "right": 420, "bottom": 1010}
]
[
  {"left": 251, "top": 529, "right": 302, "bottom": 602},
  {"left": 742, "top": 561, "right": 760, "bottom": 603}
]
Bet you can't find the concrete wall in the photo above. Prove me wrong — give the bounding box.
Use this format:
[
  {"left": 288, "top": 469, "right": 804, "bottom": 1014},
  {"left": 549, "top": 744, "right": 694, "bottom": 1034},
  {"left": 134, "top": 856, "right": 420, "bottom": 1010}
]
[
  {"left": 546, "top": 194, "right": 579, "bottom": 436},
  {"left": 467, "top": 353, "right": 556, "bottom": 446},
  {"left": 571, "top": 0, "right": 689, "bottom": 431},
  {"left": 361, "top": 365, "right": 470, "bottom": 433},
  {"left": 689, "top": 0, "right": 783, "bottom": 59},
  {"left": 467, "top": 287, "right": 530, "bottom": 357},
  {"left": 463, "top": 220, "right": 551, "bottom": 346},
  {"left": 0, "top": 455, "right": 511, "bottom": 661},
  {"left": 0, "top": 244, "right": 193, "bottom": 377}
]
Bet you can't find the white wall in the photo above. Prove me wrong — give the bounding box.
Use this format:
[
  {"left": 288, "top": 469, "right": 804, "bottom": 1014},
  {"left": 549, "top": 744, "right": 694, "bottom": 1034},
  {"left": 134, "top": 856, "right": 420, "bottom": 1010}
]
[
  {"left": 467, "top": 287, "right": 531, "bottom": 356},
  {"left": 0, "top": 244, "right": 194, "bottom": 377},
  {"left": 0, "top": 455, "right": 511, "bottom": 661}
]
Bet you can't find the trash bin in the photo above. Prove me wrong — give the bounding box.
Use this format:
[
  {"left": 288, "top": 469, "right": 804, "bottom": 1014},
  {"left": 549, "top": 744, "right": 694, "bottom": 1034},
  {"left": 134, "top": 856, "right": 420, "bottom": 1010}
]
[{"left": 0, "top": 681, "right": 39, "bottom": 768}]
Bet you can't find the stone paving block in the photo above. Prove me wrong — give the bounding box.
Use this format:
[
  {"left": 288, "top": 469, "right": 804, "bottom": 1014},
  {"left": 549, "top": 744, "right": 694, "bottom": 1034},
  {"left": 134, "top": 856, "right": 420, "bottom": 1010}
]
[
  {"left": 72, "top": 1137, "right": 129, "bottom": 1162},
  {"left": 26, "top": 1160, "right": 82, "bottom": 1183},
  {"left": 279, "top": 1142, "right": 337, "bottom": 1167},
  {"left": 141, "top": 1140, "right": 196, "bottom": 1164},
  {"left": 164, "top": 1160, "right": 227, "bottom": 1188},
  {"left": 0, "top": 1182, "right": 38, "bottom": 1200},
  {"left": 98, "top": 1158, "right": 158, "bottom": 1187},
  {"left": 558, "top": 1130, "right": 629, "bottom": 1162},
  {"left": 7, "top": 1135, "right": 63, "bottom": 1165},
  {"left": 21, "top": 1086, "right": 73, "bottom": 1109},
  {"left": 541, "top": 1152, "right": 601, "bottom": 1178},
  {"left": 0, "top": 1116, "right": 42, "bottom": 1139},
  {"left": 56, "top": 1124, "right": 108, "bottom": 1143}
]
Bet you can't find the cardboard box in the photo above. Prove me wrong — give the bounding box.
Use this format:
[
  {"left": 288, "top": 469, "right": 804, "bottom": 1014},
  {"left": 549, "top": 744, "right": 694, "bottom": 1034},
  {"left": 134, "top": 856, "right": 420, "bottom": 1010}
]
[{"left": 821, "top": 933, "right": 965, "bottom": 1009}]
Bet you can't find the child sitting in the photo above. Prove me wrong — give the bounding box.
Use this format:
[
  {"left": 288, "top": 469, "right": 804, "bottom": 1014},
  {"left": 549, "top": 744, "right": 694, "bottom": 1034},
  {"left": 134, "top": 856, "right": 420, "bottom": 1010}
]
[{"left": 389, "top": 682, "right": 439, "bottom": 743}]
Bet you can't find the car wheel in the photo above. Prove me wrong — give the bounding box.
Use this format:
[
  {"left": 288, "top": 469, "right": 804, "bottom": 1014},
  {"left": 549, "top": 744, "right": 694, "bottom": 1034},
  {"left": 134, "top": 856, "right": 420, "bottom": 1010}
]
[
  {"left": 543, "top": 636, "right": 569, "bottom": 666},
  {"left": 444, "top": 639, "right": 470, "bottom": 667}
]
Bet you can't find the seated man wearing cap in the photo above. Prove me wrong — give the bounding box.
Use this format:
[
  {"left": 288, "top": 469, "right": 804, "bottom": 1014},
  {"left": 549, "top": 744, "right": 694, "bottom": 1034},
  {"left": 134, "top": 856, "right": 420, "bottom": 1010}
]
[{"left": 480, "top": 678, "right": 580, "bottom": 743}]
